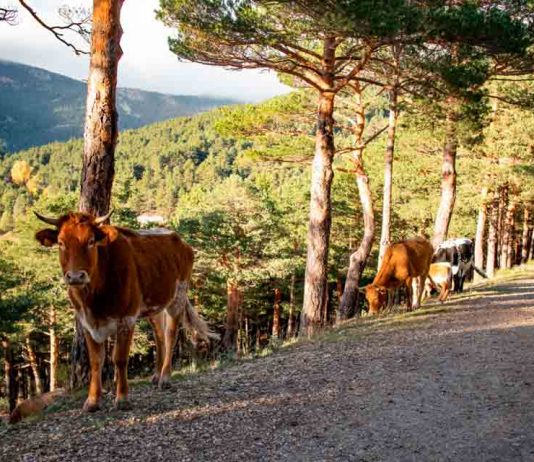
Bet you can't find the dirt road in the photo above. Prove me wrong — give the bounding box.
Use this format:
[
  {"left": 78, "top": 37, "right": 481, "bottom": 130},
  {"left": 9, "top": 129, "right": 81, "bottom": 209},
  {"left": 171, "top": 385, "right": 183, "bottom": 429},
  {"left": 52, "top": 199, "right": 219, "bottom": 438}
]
[{"left": 3, "top": 272, "right": 534, "bottom": 461}]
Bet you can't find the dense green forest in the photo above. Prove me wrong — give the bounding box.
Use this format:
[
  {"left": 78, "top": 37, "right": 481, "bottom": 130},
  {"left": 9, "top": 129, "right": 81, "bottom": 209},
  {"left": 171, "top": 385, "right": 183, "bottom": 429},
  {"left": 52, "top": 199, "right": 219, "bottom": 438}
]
[
  {"left": 0, "top": 82, "right": 532, "bottom": 411},
  {"left": 0, "top": 60, "right": 235, "bottom": 152}
]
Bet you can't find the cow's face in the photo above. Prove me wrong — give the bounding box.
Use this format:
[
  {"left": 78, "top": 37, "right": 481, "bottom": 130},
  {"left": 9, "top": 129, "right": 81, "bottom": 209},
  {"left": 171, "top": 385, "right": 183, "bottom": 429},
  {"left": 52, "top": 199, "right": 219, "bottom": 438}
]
[
  {"left": 364, "top": 284, "right": 387, "bottom": 315},
  {"left": 35, "top": 212, "right": 117, "bottom": 287}
]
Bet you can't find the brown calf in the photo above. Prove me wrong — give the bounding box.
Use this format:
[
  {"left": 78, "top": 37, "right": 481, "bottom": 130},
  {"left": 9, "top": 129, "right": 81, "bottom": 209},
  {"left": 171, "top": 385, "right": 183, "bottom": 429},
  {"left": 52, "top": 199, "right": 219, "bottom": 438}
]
[
  {"left": 364, "top": 237, "right": 434, "bottom": 314},
  {"left": 35, "top": 211, "right": 216, "bottom": 412}
]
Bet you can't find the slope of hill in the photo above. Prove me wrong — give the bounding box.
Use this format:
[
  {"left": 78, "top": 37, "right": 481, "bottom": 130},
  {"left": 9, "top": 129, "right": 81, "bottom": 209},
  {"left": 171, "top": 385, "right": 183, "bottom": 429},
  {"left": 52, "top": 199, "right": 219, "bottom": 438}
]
[
  {"left": 2, "top": 270, "right": 534, "bottom": 460},
  {"left": 0, "top": 60, "right": 236, "bottom": 152}
]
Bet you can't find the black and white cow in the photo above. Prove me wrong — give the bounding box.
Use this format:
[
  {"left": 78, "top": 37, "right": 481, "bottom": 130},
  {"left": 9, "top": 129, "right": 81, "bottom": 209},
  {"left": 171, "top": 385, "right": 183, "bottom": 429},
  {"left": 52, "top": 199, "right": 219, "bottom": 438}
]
[{"left": 433, "top": 238, "right": 474, "bottom": 292}]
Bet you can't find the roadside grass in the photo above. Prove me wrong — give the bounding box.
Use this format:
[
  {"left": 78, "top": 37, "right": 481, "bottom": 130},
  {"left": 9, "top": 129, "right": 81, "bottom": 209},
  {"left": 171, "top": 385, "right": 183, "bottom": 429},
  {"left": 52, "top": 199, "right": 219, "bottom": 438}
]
[{"left": 5, "top": 261, "right": 534, "bottom": 426}]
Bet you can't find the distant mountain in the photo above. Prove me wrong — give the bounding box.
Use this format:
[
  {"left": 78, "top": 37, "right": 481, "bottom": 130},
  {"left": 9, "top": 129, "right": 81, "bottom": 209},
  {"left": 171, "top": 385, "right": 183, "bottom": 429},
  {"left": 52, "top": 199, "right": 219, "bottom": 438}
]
[{"left": 0, "top": 60, "right": 236, "bottom": 153}]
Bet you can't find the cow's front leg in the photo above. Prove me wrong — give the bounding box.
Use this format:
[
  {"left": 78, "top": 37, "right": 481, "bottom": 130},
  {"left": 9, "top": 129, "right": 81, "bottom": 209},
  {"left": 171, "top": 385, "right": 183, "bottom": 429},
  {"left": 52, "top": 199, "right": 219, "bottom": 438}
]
[
  {"left": 114, "top": 320, "right": 134, "bottom": 410},
  {"left": 83, "top": 330, "right": 105, "bottom": 412}
]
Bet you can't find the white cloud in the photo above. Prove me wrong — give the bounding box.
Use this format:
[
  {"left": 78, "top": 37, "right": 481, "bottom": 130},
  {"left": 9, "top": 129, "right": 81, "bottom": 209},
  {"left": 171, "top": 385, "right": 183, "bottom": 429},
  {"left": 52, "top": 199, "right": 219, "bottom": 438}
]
[{"left": 0, "top": 0, "right": 290, "bottom": 101}]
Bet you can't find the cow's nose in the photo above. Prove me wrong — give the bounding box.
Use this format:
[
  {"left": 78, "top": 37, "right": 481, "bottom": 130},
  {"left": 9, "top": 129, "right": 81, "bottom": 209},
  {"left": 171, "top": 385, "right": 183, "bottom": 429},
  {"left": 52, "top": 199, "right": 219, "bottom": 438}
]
[{"left": 65, "top": 270, "right": 89, "bottom": 286}]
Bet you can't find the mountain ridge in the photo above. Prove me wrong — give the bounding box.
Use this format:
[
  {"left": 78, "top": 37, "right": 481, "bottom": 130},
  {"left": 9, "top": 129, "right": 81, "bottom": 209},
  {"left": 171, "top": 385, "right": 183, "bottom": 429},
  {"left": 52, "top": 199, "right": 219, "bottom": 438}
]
[{"left": 0, "top": 60, "right": 237, "bottom": 153}]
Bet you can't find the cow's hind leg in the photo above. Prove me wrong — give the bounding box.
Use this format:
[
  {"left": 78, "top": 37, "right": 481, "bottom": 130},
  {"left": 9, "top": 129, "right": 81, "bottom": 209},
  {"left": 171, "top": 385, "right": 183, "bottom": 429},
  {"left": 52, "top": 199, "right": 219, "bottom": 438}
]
[
  {"left": 159, "top": 283, "right": 188, "bottom": 389},
  {"left": 114, "top": 320, "right": 134, "bottom": 410},
  {"left": 405, "top": 279, "right": 413, "bottom": 311},
  {"left": 148, "top": 311, "right": 166, "bottom": 385},
  {"left": 83, "top": 330, "right": 105, "bottom": 412}
]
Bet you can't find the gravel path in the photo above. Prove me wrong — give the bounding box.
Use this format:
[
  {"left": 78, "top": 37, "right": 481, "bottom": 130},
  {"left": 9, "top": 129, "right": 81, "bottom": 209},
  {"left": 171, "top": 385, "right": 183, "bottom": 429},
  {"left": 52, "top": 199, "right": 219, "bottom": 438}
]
[{"left": 3, "top": 272, "right": 534, "bottom": 461}]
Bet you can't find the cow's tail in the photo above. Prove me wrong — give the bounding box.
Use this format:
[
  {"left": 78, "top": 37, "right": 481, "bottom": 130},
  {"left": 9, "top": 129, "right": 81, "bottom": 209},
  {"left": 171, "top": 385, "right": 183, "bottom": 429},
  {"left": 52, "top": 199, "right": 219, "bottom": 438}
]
[
  {"left": 473, "top": 265, "right": 488, "bottom": 279},
  {"left": 175, "top": 285, "right": 219, "bottom": 342}
]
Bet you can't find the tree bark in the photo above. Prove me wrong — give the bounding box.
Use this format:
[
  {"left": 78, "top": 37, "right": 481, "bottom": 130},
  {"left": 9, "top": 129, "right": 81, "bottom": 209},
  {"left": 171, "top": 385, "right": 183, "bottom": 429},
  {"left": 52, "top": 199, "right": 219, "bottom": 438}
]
[
  {"left": 300, "top": 37, "right": 337, "bottom": 337},
  {"left": 496, "top": 184, "right": 508, "bottom": 268},
  {"left": 72, "top": 0, "right": 124, "bottom": 389},
  {"left": 378, "top": 87, "right": 398, "bottom": 268},
  {"left": 25, "top": 337, "right": 43, "bottom": 395},
  {"left": 79, "top": 0, "right": 123, "bottom": 215},
  {"left": 474, "top": 186, "right": 488, "bottom": 282},
  {"left": 49, "top": 305, "right": 59, "bottom": 391},
  {"left": 521, "top": 207, "right": 531, "bottom": 264},
  {"left": 286, "top": 272, "right": 296, "bottom": 338},
  {"left": 2, "top": 338, "right": 17, "bottom": 412},
  {"left": 339, "top": 82, "right": 375, "bottom": 319},
  {"left": 222, "top": 280, "right": 241, "bottom": 351},
  {"left": 486, "top": 192, "right": 499, "bottom": 278},
  {"left": 432, "top": 100, "right": 458, "bottom": 249},
  {"left": 501, "top": 201, "right": 516, "bottom": 269},
  {"left": 271, "top": 287, "right": 282, "bottom": 339}
]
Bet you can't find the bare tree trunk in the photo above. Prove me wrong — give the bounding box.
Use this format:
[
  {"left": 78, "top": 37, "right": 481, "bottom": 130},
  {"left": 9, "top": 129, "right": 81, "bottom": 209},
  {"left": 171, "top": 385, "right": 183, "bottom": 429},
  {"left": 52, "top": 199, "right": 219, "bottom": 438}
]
[
  {"left": 49, "top": 305, "right": 59, "bottom": 392},
  {"left": 486, "top": 192, "right": 499, "bottom": 278},
  {"left": 286, "top": 272, "right": 296, "bottom": 338},
  {"left": 271, "top": 288, "right": 282, "bottom": 339},
  {"left": 72, "top": 0, "right": 124, "bottom": 389},
  {"left": 526, "top": 227, "right": 533, "bottom": 262},
  {"left": 301, "top": 37, "right": 337, "bottom": 337},
  {"left": 432, "top": 100, "right": 458, "bottom": 249},
  {"left": 378, "top": 86, "right": 398, "bottom": 268},
  {"left": 501, "top": 201, "right": 516, "bottom": 269},
  {"left": 496, "top": 184, "right": 508, "bottom": 268},
  {"left": 2, "top": 338, "right": 17, "bottom": 412},
  {"left": 339, "top": 82, "right": 375, "bottom": 319},
  {"left": 80, "top": 0, "right": 123, "bottom": 215},
  {"left": 222, "top": 280, "right": 241, "bottom": 351},
  {"left": 25, "top": 337, "right": 43, "bottom": 395},
  {"left": 521, "top": 207, "right": 531, "bottom": 264},
  {"left": 474, "top": 186, "right": 488, "bottom": 282}
]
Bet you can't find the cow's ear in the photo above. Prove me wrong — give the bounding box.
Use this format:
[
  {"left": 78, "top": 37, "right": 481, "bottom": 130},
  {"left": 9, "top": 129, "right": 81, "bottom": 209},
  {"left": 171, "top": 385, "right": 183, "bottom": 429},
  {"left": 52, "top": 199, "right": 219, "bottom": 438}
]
[
  {"left": 95, "top": 225, "right": 119, "bottom": 246},
  {"left": 35, "top": 229, "right": 58, "bottom": 247}
]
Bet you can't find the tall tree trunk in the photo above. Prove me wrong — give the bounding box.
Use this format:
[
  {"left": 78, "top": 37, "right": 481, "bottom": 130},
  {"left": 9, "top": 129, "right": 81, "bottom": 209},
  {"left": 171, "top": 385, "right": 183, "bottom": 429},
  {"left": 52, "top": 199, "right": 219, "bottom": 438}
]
[
  {"left": 49, "top": 305, "right": 59, "bottom": 392},
  {"left": 80, "top": 0, "right": 123, "bottom": 215},
  {"left": 474, "top": 186, "right": 488, "bottom": 282},
  {"left": 271, "top": 288, "right": 282, "bottom": 339},
  {"left": 521, "top": 207, "right": 531, "bottom": 264},
  {"left": 496, "top": 184, "right": 508, "bottom": 268},
  {"left": 300, "top": 37, "right": 336, "bottom": 337},
  {"left": 501, "top": 201, "right": 516, "bottom": 270},
  {"left": 286, "top": 272, "right": 296, "bottom": 338},
  {"left": 25, "top": 337, "right": 43, "bottom": 395},
  {"left": 222, "top": 280, "right": 241, "bottom": 351},
  {"left": 72, "top": 0, "right": 124, "bottom": 389},
  {"left": 378, "top": 86, "right": 398, "bottom": 268},
  {"left": 2, "top": 338, "right": 17, "bottom": 412},
  {"left": 432, "top": 100, "right": 458, "bottom": 248},
  {"left": 526, "top": 227, "right": 533, "bottom": 263},
  {"left": 486, "top": 192, "right": 499, "bottom": 278},
  {"left": 339, "top": 82, "right": 375, "bottom": 319}
]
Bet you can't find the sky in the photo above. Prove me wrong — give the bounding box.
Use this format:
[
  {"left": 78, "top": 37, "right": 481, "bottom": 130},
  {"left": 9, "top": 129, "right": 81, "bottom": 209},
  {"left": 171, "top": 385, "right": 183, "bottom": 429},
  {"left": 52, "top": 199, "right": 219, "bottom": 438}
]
[{"left": 0, "top": 0, "right": 290, "bottom": 102}]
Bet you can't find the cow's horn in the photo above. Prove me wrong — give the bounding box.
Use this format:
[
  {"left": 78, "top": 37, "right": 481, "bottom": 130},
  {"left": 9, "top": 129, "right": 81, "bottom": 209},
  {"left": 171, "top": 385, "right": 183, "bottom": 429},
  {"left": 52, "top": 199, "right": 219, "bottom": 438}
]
[
  {"left": 94, "top": 209, "right": 114, "bottom": 225},
  {"left": 34, "top": 211, "right": 60, "bottom": 226}
]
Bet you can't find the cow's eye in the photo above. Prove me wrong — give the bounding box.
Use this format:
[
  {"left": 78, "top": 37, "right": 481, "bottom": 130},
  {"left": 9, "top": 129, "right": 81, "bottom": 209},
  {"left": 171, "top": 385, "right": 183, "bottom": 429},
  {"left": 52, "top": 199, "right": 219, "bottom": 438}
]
[
  {"left": 58, "top": 240, "right": 66, "bottom": 250},
  {"left": 88, "top": 237, "right": 95, "bottom": 248}
]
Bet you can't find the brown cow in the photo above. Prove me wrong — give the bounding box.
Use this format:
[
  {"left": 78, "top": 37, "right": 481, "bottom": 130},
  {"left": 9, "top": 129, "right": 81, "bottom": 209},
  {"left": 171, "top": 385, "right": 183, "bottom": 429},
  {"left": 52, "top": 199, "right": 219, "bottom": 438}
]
[
  {"left": 423, "top": 262, "right": 452, "bottom": 302},
  {"left": 364, "top": 237, "right": 434, "bottom": 315},
  {"left": 35, "top": 211, "right": 217, "bottom": 412}
]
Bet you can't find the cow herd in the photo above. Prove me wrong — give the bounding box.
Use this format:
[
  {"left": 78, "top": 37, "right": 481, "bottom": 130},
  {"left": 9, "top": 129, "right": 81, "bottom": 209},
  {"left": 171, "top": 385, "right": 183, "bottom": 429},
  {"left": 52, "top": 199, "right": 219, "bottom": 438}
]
[
  {"left": 363, "top": 236, "right": 477, "bottom": 314},
  {"left": 31, "top": 210, "right": 478, "bottom": 415}
]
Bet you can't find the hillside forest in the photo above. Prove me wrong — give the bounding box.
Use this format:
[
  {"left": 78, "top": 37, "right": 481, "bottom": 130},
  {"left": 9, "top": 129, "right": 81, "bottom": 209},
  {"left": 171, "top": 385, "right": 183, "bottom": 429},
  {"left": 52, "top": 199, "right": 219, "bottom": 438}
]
[{"left": 1, "top": 1, "right": 534, "bottom": 415}]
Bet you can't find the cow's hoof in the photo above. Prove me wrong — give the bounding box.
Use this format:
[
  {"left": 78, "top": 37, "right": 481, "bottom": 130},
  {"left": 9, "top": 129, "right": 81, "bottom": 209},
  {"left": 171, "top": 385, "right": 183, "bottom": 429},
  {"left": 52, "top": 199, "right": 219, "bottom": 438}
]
[
  {"left": 83, "top": 399, "right": 101, "bottom": 413},
  {"left": 151, "top": 374, "right": 160, "bottom": 386},
  {"left": 114, "top": 398, "right": 132, "bottom": 411}
]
